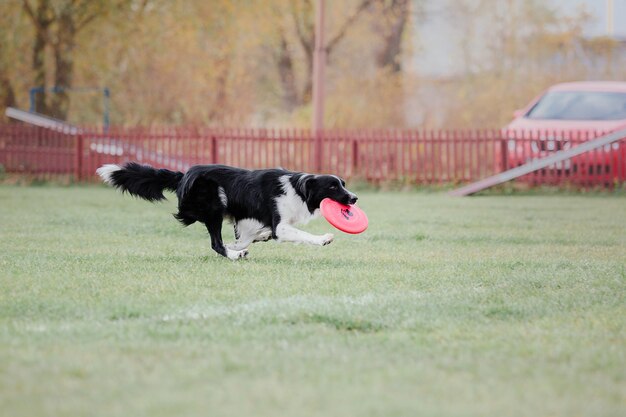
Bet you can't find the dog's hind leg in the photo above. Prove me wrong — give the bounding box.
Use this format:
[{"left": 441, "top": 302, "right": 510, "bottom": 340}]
[
  {"left": 205, "top": 216, "right": 248, "bottom": 260},
  {"left": 181, "top": 176, "right": 246, "bottom": 260},
  {"left": 253, "top": 229, "right": 273, "bottom": 243},
  {"left": 227, "top": 219, "right": 272, "bottom": 251}
]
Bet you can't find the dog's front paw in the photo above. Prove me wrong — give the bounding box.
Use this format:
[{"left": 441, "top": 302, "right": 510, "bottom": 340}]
[
  {"left": 318, "top": 233, "right": 334, "bottom": 246},
  {"left": 226, "top": 248, "right": 249, "bottom": 260}
]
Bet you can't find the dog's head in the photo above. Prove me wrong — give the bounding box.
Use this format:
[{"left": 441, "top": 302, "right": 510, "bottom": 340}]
[{"left": 303, "top": 175, "right": 358, "bottom": 209}]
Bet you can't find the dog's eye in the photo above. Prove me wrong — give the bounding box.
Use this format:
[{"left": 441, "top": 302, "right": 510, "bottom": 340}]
[{"left": 330, "top": 185, "right": 338, "bottom": 190}]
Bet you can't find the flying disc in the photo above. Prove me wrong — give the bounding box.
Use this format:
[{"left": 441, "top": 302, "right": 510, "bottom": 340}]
[{"left": 320, "top": 198, "right": 368, "bottom": 234}]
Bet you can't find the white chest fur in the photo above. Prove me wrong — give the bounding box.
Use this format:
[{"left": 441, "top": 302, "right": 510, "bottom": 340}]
[{"left": 275, "top": 175, "right": 320, "bottom": 225}]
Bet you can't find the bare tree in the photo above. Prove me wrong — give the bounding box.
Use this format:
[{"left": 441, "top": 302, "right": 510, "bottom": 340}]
[
  {"left": 275, "top": 0, "right": 373, "bottom": 109},
  {"left": 22, "top": 0, "right": 129, "bottom": 119},
  {"left": 373, "top": 0, "right": 411, "bottom": 72}
]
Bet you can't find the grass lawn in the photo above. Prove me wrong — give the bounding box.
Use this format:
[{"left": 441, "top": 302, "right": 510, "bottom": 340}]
[{"left": 0, "top": 185, "right": 625, "bottom": 417}]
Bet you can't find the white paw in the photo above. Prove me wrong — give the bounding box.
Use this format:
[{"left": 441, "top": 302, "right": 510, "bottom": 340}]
[
  {"left": 317, "top": 233, "right": 334, "bottom": 246},
  {"left": 226, "top": 248, "right": 249, "bottom": 260}
]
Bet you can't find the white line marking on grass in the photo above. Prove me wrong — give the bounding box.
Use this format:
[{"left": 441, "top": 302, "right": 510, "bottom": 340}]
[
  {"left": 13, "top": 292, "right": 429, "bottom": 333},
  {"left": 160, "top": 292, "right": 425, "bottom": 323}
]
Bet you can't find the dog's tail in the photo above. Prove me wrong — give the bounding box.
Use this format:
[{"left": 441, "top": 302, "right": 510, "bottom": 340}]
[{"left": 96, "top": 162, "right": 183, "bottom": 202}]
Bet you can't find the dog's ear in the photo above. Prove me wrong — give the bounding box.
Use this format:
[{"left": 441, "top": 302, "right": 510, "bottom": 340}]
[
  {"left": 303, "top": 177, "right": 320, "bottom": 209},
  {"left": 303, "top": 176, "right": 317, "bottom": 198}
]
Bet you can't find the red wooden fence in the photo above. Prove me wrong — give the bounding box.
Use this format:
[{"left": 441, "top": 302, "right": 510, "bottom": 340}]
[{"left": 0, "top": 124, "right": 624, "bottom": 188}]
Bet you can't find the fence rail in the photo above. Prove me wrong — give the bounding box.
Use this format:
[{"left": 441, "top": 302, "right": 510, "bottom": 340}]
[{"left": 0, "top": 124, "right": 624, "bottom": 188}]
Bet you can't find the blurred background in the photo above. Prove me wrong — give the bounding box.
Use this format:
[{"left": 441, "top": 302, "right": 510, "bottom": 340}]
[{"left": 1, "top": 0, "right": 625, "bottom": 128}]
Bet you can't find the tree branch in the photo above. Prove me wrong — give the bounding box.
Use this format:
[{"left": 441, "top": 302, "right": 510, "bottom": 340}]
[
  {"left": 75, "top": 0, "right": 129, "bottom": 34},
  {"left": 137, "top": 0, "right": 149, "bottom": 16},
  {"left": 291, "top": 0, "right": 313, "bottom": 56},
  {"left": 72, "top": 0, "right": 99, "bottom": 33},
  {"left": 325, "top": 0, "right": 373, "bottom": 54},
  {"left": 75, "top": 12, "right": 100, "bottom": 33},
  {"left": 21, "top": 0, "right": 55, "bottom": 46}
]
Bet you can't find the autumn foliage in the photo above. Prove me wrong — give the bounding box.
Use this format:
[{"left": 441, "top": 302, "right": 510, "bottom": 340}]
[{"left": 0, "top": 0, "right": 624, "bottom": 128}]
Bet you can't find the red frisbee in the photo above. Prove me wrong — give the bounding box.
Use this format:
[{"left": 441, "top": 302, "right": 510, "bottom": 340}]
[{"left": 320, "top": 198, "right": 368, "bottom": 234}]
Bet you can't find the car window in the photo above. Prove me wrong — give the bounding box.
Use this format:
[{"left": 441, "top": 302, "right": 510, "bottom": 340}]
[{"left": 526, "top": 91, "right": 626, "bottom": 120}]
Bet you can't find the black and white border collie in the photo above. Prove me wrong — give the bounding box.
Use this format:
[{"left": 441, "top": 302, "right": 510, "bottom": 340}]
[{"left": 96, "top": 162, "right": 358, "bottom": 260}]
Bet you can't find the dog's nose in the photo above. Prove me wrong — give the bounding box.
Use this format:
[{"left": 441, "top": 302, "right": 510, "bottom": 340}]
[{"left": 349, "top": 196, "right": 358, "bottom": 205}]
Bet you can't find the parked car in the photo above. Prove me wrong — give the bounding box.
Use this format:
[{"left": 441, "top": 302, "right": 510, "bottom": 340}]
[{"left": 500, "top": 81, "right": 626, "bottom": 181}]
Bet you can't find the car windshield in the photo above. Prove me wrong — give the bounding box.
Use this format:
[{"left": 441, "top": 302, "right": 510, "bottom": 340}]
[{"left": 526, "top": 91, "right": 626, "bottom": 120}]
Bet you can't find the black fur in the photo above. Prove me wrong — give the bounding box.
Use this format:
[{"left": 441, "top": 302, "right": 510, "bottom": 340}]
[
  {"left": 99, "top": 162, "right": 358, "bottom": 259},
  {"left": 108, "top": 162, "right": 183, "bottom": 202}
]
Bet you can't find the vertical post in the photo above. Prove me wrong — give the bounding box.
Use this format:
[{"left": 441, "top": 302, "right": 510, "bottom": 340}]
[
  {"left": 29, "top": 88, "right": 37, "bottom": 112},
  {"left": 211, "top": 135, "right": 218, "bottom": 164},
  {"left": 312, "top": 0, "right": 326, "bottom": 172},
  {"left": 500, "top": 137, "right": 508, "bottom": 173},
  {"left": 103, "top": 87, "right": 110, "bottom": 132},
  {"left": 74, "top": 134, "right": 83, "bottom": 182},
  {"left": 352, "top": 139, "right": 359, "bottom": 177},
  {"left": 29, "top": 87, "right": 44, "bottom": 113}
]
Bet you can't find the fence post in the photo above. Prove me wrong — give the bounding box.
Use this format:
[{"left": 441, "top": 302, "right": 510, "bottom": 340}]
[
  {"left": 211, "top": 135, "right": 218, "bottom": 164},
  {"left": 351, "top": 139, "right": 359, "bottom": 177},
  {"left": 313, "top": 130, "right": 323, "bottom": 172},
  {"left": 74, "top": 134, "right": 83, "bottom": 182},
  {"left": 500, "top": 137, "right": 508, "bottom": 173}
]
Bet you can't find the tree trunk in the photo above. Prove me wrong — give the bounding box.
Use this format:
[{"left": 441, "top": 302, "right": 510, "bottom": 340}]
[
  {"left": 291, "top": 0, "right": 314, "bottom": 106},
  {"left": 50, "top": 9, "right": 76, "bottom": 120},
  {"left": 208, "top": 55, "right": 231, "bottom": 122},
  {"left": 301, "top": 46, "right": 313, "bottom": 105},
  {"left": 32, "top": 0, "right": 52, "bottom": 114},
  {"left": 289, "top": 0, "right": 370, "bottom": 106},
  {"left": 277, "top": 34, "right": 300, "bottom": 111},
  {"left": 0, "top": 76, "right": 17, "bottom": 122},
  {"left": 375, "top": 0, "right": 409, "bottom": 72}
]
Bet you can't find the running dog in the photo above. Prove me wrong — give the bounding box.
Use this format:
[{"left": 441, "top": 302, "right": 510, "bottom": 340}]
[{"left": 96, "top": 162, "right": 358, "bottom": 260}]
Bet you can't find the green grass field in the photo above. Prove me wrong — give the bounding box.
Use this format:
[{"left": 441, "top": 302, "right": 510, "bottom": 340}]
[{"left": 1, "top": 185, "right": 625, "bottom": 417}]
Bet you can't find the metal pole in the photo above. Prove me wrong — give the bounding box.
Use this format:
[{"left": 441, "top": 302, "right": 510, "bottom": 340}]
[
  {"left": 103, "top": 87, "right": 110, "bottom": 132},
  {"left": 312, "top": 0, "right": 326, "bottom": 172},
  {"left": 29, "top": 87, "right": 44, "bottom": 113},
  {"left": 29, "top": 88, "right": 36, "bottom": 112}
]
